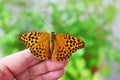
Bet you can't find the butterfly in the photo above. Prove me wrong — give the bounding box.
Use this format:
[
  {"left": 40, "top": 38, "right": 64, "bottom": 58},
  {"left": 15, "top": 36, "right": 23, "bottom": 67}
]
[{"left": 19, "top": 32, "right": 85, "bottom": 61}]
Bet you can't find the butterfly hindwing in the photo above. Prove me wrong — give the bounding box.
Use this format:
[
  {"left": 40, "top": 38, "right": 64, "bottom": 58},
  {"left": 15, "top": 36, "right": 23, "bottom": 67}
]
[
  {"left": 19, "top": 32, "right": 50, "bottom": 60},
  {"left": 52, "top": 34, "right": 85, "bottom": 61},
  {"left": 30, "top": 42, "right": 50, "bottom": 60},
  {"left": 52, "top": 41, "right": 71, "bottom": 61}
]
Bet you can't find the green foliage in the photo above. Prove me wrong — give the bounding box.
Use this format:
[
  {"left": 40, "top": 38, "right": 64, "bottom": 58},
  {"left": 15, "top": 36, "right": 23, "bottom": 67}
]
[
  {"left": 0, "top": 0, "right": 120, "bottom": 80},
  {"left": 102, "top": 66, "right": 112, "bottom": 76}
]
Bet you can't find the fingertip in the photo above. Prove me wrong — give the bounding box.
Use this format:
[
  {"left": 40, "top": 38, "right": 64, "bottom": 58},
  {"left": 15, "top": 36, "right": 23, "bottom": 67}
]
[
  {"left": 41, "top": 69, "right": 65, "bottom": 80},
  {"left": 44, "top": 60, "right": 68, "bottom": 71}
]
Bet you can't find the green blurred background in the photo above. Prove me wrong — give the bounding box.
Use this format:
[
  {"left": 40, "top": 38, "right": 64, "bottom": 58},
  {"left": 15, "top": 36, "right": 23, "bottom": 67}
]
[{"left": 0, "top": 0, "right": 120, "bottom": 80}]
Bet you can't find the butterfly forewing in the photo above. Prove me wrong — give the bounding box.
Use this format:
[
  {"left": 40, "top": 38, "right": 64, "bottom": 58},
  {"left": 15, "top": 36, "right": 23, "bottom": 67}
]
[
  {"left": 19, "top": 32, "right": 41, "bottom": 48},
  {"left": 52, "top": 34, "right": 85, "bottom": 61},
  {"left": 19, "top": 32, "right": 50, "bottom": 60}
]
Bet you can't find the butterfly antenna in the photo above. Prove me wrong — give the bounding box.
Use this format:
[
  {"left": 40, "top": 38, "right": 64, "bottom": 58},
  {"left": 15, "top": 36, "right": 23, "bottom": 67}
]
[{"left": 40, "top": 16, "right": 54, "bottom": 32}]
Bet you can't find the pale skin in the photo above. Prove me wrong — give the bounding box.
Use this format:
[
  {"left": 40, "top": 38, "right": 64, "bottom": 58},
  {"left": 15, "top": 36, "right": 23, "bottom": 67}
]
[{"left": 0, "top": 49, "right": 68, "bottom": 80}]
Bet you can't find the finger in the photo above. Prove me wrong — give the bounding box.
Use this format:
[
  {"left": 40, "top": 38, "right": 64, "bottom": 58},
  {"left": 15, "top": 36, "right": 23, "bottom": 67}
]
[
  {"left": 0, "top": 64, "right": 14, "bottom": 80},
  {"left": 29, "top": 60, "right": 68, "bottom": 77},
  {"left": 33, "top": 69, "right": 65, "bottom": 80},
  {"left": 0, "top": 49, "right": 41, "bottom": 76},
  {"left": 15, "top": 60, "right": 68, "bottom": 80}
]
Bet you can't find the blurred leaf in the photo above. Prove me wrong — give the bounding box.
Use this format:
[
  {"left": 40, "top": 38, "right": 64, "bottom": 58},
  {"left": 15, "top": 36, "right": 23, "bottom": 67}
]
[
  {"left": 75, "top": 58, "right": 86, "bottom": 71},
  {"left": 80, "top": 69, "right": 91, "bottom": 79},
  {"left": 102, "top": 66, "right": 112, "bottom": 76},
  {"left": 115, "top": 51, "right": 120, "bottom": 61},
  {"left": 93, "top": 72, "right": 102, "bottom": 80}
]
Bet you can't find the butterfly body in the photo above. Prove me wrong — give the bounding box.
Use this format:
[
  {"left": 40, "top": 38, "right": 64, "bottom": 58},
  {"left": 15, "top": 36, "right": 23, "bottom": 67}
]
[{"left": 19, "top": 32, "right": 85, "bottom": 61}]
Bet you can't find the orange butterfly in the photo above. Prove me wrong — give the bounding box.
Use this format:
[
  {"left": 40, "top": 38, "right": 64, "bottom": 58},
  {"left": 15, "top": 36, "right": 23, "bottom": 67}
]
[{"left": 19, "top": 32, "right": 85, "bottom": 61}]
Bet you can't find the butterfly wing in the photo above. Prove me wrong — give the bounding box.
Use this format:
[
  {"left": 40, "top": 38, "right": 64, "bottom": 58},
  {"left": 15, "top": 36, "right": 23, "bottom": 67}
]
[
  {"left": 19, "top": 32, "right": 50, "bottom": 60},
  {"left": 52, "top": 34, "right": 85, "bottom": 61}
]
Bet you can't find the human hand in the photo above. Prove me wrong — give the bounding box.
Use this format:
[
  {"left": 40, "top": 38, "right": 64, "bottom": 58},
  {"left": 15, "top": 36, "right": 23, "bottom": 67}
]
[{"left": 0, "top": 49, "right": 68, "bottom": 80}]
